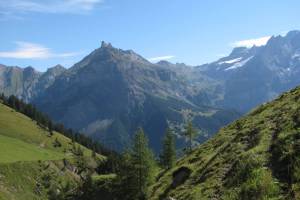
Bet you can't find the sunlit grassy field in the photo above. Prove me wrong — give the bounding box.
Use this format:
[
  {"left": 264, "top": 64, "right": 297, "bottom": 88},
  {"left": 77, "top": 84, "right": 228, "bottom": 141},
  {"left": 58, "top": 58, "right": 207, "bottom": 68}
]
[
  {"left": 0, "top": 134, "right": 65, "bottom": 163},
  {"left": 0, "top": 103, "right": 102, "bottom": 162}
]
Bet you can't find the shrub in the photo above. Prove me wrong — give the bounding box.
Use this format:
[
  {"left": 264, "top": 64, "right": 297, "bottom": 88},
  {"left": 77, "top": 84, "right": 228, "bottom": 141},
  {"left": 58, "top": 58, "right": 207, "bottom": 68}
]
[{"left": 240, "top": 169, "right": 280, "bottom": 200}]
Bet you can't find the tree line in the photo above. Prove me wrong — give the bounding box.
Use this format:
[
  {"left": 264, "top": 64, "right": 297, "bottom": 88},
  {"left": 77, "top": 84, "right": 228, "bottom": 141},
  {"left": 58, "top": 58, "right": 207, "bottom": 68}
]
[
  {"left": 77, "top": 122, "right": 200, "bottom": 200},
  {"left": 0, "top": 93, "right": 114, "bottom": 157},
  {"left": 0, "top": 93, "right": 200, "bottom": 200}
]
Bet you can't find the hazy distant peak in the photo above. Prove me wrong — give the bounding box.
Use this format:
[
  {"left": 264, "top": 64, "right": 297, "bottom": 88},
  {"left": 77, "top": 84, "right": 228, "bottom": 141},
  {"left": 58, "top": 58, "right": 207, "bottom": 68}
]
[
  {"left": 286, "top": 30, "right": 300, "bottom": 38},
  {"left": 156, "top": 60, "right": 173, "bottom": 66},
  {"left": 50, "top": 64, "right": 65, "bottom": 70},
  {"left": 46, "top": 64, "right": 66, "bottom": 74},
  {"left": 229, "top": 47, "right": 249, "bottom": 57},
  {"left": 53, "top": 64, "right": 65, "bottom": 68},
  {"left": 24, "top": 66, "right": 41, "bottom": 74}
]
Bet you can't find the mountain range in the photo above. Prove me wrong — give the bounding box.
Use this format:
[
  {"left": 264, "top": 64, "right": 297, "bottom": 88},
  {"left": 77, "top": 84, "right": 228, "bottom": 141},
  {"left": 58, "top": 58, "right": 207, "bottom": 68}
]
[
  {"left": 199, "top": 30, "right": 300, "bottom": 113},
  {"left": 1, "top": 30, "right": 300, "bottom": 152}
]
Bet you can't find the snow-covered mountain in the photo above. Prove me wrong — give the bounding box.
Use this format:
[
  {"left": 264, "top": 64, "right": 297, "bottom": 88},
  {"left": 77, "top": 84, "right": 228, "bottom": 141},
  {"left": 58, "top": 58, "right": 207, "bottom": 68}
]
[{"left": 198, "top": 30, "right": 300, "bottom": 113}]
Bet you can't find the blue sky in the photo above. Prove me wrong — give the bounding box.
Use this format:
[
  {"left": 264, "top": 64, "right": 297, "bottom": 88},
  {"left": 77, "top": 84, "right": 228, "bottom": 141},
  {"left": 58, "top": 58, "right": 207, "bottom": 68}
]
[{"left": 0, "top": 0, "right": 299, "bottom": 71}]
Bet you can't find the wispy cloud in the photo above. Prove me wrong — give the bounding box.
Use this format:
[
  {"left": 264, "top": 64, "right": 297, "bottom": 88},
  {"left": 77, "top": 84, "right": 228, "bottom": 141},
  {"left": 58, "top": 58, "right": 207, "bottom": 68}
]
[
  {"left": 231, "top": 36, "right": 271, "bottom": 48},
  {"left": 148, "top": 55, "right": 175, "bottom": 62},
  {"left": 0, "top": 0, "right": 103, "bottom": 18},
  {"left": 0, "top": 41, "right": 80, "bottom": 59}
]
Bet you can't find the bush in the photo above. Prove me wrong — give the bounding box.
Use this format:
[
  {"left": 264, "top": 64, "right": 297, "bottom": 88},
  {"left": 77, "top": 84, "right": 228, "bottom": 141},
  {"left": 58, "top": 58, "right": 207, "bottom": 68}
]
[
  {"left": 227, "top": 153, "right": 263, "bottom": 186},
  {"left": 240, "top": 169, "right": 280, "bottom": 200},
  {"left": 53, "top": 138, "right": 62, "bottom": 148}
]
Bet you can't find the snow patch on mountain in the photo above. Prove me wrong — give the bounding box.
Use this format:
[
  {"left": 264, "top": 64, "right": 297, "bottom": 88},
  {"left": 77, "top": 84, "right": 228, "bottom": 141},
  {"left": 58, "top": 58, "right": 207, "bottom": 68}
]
[
  {"left": 292, "top": 53, "right": 300, "bottom": 59},
  {"left": 218, "top": 57, "right": 242, "bottom": 65},
  {"left": 225, "top": 56, "right": 254, "bottom": 71}
]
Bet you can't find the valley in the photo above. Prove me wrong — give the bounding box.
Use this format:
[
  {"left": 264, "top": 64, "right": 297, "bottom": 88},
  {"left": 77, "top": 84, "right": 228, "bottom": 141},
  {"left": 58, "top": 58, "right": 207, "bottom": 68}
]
[{"left": 1, "top": 6, "right": 300, "bottom": 198}]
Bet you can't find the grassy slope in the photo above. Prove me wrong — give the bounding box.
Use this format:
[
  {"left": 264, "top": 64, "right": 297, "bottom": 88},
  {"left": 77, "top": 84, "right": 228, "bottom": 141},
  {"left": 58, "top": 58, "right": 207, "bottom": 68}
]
[
  {"left": 151, "top": 86, "right": 300, "bottom": 200},
  {"left": 0, "top": 103, "right": 99, "bottom": 159},
  {"left": 0, "top": 134, "right": 64, "bottom": 163},
  {"left": 0, "top": 103, "right": 104, "bottom": 200}
]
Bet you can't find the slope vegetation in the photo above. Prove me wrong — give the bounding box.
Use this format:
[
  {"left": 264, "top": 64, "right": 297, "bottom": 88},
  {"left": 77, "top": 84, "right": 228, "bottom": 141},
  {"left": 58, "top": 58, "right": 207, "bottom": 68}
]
[
  {"left": 0, "top": 103, "right": 104, "bottom": 200},
  {"left": 151, "top": 86, "right": 300, "bottom": 200}
]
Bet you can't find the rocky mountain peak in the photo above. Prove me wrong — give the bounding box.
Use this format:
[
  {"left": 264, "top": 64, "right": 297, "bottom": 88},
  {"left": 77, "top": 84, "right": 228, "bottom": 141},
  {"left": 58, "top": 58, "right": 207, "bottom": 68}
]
[
  {"left": 0, "top": 64, "right": 5, "bottom": 68},
  {"left": 229, "top": 47, "right": 249, "bottom": 57},
  {"left": 47, "top": 64, "right": 66, "bottom": 73},
  {"left": 24, "top": 66, "right": 36, "bottom": 72},
  {"left": 156, "top": 60, "right": 173, "bottom": 66},
  {"left": 23, "top": 66, "right": 41, "bottom": 77},
  {"left": 286, "top": 30, "right": 300, "bottom": 39},
  {"left": 101, "top": 41, "right": 113, "bottom": 49}
]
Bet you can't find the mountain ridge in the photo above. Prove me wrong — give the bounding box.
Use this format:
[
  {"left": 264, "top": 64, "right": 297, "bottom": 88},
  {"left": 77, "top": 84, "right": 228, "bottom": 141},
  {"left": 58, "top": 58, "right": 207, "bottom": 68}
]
[
  {"left": 1, "top": 30, "right": 300, "bottom": 152},
  {"left": 32, "top": 41, "right": 237, "bottom": 151}
]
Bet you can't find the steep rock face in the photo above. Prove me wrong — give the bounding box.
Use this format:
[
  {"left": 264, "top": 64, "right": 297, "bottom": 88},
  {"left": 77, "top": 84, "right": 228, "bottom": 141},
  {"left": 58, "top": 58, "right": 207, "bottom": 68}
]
[
  {"left": 0, "top": 64, "right": 66, "bottom": 101},
  {"left": 32, "top": 64, "right": 66, "bottom": 96},
  {"left": 0, "top": 65, "right": 41, "bottom": 101},
  {"left": 33, "top": 42, "right": 238, "bottom": 151}
]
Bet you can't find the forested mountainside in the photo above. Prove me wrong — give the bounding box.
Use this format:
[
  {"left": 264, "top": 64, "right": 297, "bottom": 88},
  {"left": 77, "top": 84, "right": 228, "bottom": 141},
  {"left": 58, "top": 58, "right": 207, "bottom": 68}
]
[{"left": 150, "top": 85, "right": 300, "bottom": 200}]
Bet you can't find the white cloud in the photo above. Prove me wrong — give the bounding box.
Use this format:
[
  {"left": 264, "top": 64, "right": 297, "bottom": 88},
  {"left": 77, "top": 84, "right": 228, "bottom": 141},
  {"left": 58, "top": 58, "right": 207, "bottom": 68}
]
[
  {"left": 0, "top": 0, "right": 103, "bottom": 16},
  {"left": 232, "top": 36, "right": 271, "bottom": 48},
  {"left": 0, "top": 41, "right": 79, "bottom": 59},
  {"left": 148, "top": 55, "right": 175, "bottom": 62}
]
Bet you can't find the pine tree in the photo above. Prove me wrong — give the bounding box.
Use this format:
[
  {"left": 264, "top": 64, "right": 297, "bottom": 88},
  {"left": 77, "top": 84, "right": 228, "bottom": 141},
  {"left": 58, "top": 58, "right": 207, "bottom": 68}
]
[
  {"left": 183, "top": 121, "right": 198, "bottom": 152},
  {"left": 91, "top": 148, "right": 96, "bottom": 158},
  {"left": 131, "top": 128, "right": 156, "bottom": 199},
  {"left": 48, "top": 120, "right": 53, "bottom": 136},
  {"left": 117, "top": 150, "right": 137, "bottom": 200},
  {"left": 0, "top": 93, "right": 4, "bottom": 101},
  {"left": 119, "top": 128, "right": 156, "bottom": 200},
  {"left": 160, "top": 128, "right": 176, "bottom": 169}
]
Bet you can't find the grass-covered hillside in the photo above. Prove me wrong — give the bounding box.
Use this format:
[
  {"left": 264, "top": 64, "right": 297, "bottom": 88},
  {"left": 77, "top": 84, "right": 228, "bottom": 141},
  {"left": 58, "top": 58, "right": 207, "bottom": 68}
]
[
  {"left": 150, "top": 86, "right": 300, "bottom": 200},
  {"left": 0, "top": 103, "right": 104, "bottom": 200}
]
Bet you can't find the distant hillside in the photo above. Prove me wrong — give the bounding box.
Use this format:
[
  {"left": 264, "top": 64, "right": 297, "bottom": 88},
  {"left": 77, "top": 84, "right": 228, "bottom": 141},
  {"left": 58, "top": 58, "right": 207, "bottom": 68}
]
[
  {"left": 0, "top": 102, "right": 104, "bottom": 200},
  {"left": 150, "top": 86, "right": 300, "bottom": 200}
]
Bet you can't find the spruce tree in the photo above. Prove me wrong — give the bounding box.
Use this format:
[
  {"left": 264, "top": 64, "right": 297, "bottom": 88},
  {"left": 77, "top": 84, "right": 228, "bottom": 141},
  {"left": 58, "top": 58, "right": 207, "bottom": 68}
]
[
  {"left": 160, "top": 128, "right": 176, "bottom": 169},
  {"left": 131, "top": 128, "right": 156, "bottom": 199},
  {"left": 91, "top": 147, "right": 96, "bottom": 158},
  {"left": 117, "top": 150, "right": 137, "bottom": 200},
  {"left": 119, "top": 128, "right": 156, "bottom": 200},
  {"left": 183, "top": 121, "right": 198, "bottom": 152},
  {"left": 48, "top": 120, "right": 53, "bottom": 136},
  {"left": 0, "top": 93, "right": 4, "bottom": 101}
]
